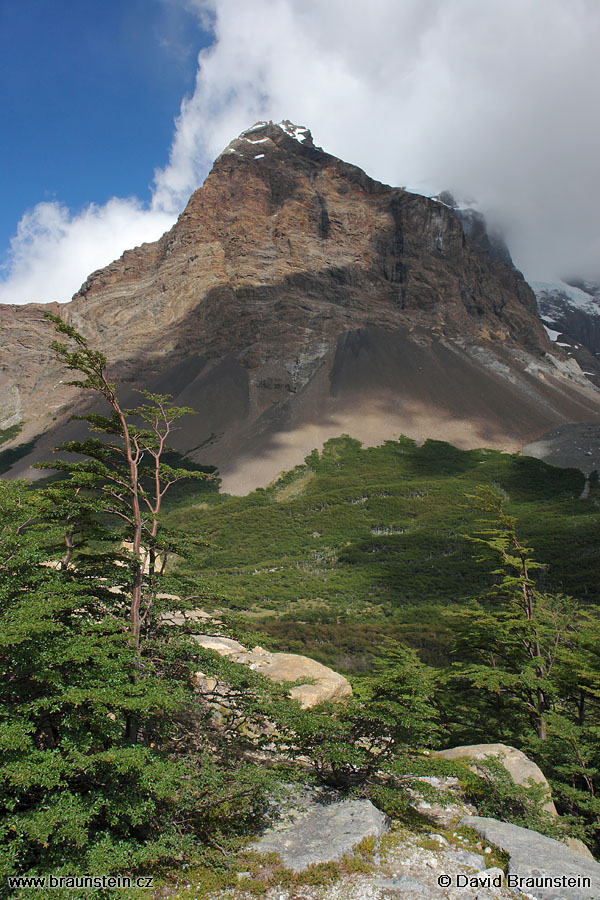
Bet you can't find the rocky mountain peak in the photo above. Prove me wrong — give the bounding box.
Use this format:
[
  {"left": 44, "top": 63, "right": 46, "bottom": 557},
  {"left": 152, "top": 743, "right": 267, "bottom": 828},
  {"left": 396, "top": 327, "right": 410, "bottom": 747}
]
[
  {"left": 2, "top": 121, "right": 600, "bottom": 491},
  {"left": 218, "top": 119, "right": 315, "bottom": 161}
]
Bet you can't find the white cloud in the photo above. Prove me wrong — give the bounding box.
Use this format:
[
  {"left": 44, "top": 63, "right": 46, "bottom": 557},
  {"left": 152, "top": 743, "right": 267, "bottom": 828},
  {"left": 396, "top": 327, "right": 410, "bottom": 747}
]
[
  {"left": 155, "top": 0, "right": 600, "bottom": 282},
  {"left": 3, "top": 0, "right": 600, "bottom": 304},
  {"left": 0, "top": 199, "right": 174, "bottom": 306}
]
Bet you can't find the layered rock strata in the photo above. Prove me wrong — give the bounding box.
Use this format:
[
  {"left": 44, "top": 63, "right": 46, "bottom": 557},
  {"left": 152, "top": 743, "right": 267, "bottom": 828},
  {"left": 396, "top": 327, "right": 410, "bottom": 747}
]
[{"left": 2, "top": 121, "right": 600, "bottom": 490}]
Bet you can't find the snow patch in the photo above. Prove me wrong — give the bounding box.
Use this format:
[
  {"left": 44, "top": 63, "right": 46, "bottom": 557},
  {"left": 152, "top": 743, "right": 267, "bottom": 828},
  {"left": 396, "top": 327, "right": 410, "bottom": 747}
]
[
  {"left": 240, "top": 122, "right": 268, "bottom": 136},
  {"left": 533, "top": 280, "right": 600, "bottom": 315},
  {"left": 278, "top": 120, "right": 310, "bottom": 142},
  {"left": 543, "top": 325, "right": 561, "bottom": 341},
  {"left": 254, "top": 154, "right": 265, "bottom": 159},
  {"left": 454, "top": 199, "right": 480, "bottom": 211},
  {"left": 403, "top": 186, "right": 479, "bottom": 211}
]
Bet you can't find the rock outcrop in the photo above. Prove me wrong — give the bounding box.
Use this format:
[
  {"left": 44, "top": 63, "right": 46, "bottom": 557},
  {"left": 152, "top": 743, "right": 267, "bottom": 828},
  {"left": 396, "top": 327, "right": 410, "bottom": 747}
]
[
  {"left": 3, "top": 122, "right": 600, "bottom": 491},
  {"left": 534, "top": 279, "right": 600, "bottom": 383},
  {"left": 251, "top": 798, "right": 389, "bottom": 871},
  {"left": 436, "top": 743, "right": 556, "bottom": 816},
  {"left": 437, "top": 744, "right": 595, "bottom": 862},
  {"left": 165, "top": 764, "right": 598, "bottom": 898},
  {"left": 462, "top": 816, "right": 600, "bottom": 900},
  {"left": 191, "top": 634, "right": 352, "bottom": 707}
]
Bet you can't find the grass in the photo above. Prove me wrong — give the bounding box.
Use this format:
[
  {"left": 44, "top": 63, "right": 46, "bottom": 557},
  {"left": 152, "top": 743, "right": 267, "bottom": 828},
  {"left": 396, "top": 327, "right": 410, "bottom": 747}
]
[
  {"left": 160, "top": 846, "right": 376, "bottom": 899},
  {"left": 0, "top": 421, "right": 22, "bottom": 447}
]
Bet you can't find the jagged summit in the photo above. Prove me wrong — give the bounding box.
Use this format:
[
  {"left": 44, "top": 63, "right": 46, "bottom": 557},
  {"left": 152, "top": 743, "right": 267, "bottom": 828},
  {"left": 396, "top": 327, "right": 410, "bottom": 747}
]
[
  {"left": 218, "top": 120, "right": 315, "bottom": 161},
  {"left": 2, "top": 121, "right": 600, "bottom": 492}
]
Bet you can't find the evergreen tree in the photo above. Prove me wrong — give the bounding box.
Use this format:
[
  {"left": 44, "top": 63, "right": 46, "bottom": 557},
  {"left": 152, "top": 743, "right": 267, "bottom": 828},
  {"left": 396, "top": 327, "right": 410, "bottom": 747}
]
[
  {"left": 41, "top": 312, "right": 207, "bottom": 650},
  {"left": 444, "top": 486, "right": 577, "bottom": 741},
  {"left": 284, "top": 643, "right": 438, "bottom": 787},
  {"left": 441, "top": 486, "right": 600, "bottom": 851},
  {"left": 0, "top": 322, "right": 281, "bottom": 890},
  {"left": 0, "top": 479, "right": 191, "bottom": 883}
]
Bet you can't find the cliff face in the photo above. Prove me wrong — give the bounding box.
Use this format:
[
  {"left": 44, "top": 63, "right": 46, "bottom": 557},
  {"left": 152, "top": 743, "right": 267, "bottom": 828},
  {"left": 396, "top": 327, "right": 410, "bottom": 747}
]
[
  {"left": 68, "top": 120, "right": 545, "bottom": 353},
  {"left": 2, "top": 121, "right": 600, "bottom": 491},
  {"left": 534, "top": 279, "right": 600, "bottom": 386}
]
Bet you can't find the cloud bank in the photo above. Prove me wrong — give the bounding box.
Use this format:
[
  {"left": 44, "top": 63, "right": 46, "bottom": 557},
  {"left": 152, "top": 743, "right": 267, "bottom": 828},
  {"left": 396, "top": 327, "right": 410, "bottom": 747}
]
[
  {"left": 3, "top": 0, "right": 600, "bottom": 304},
  {"left": 0, "top": 200, "right": 174, "bottom": 306}
]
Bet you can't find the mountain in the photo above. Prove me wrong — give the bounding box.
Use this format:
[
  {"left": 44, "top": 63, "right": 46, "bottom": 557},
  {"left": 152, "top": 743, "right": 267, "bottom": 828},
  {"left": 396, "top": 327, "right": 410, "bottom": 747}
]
[
  {"left": 534, "top": 279, "right": 600, "bottom": 382},
  {"left": 2, "top": 120, "right": 600, "bottom": 492},
  {"left": 517, "top": 279, "right": 600, "bottom": 473}
]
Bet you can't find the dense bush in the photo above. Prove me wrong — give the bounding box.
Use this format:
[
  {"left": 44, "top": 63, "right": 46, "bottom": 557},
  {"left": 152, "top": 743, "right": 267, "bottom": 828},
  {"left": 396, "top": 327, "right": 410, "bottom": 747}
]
[
  {"left": 0, "top": 481, "right": 282, "bottom": 893},
  {"left": 279, "top": 644, "right": 438, "bottom": 787}
]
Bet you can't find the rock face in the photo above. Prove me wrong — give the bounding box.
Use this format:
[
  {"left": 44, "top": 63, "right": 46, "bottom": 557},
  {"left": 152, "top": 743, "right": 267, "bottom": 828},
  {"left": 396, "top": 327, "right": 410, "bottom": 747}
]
[
  {"left": 245, "top": 784, "right": 530, "bottom": 898},
  {"left": 437, "top": 743, "right": 595, "bottom": 860},
  {"left": 461, "top": 815, "right": 600, "bottom": 900},
  {"left": 523, "top": 421, "right": 600, "bottom": 475},
  {"left": 2, "top": 121, "right": 600, "bottom": 491},
  {"left": 250, "top": 798, "right": 389, "bottom": 871},
  {"left": 534, "top": 279, "right": 600, "bottom": 381},
  {"left": 521, "top": 279, "right": 600, "bottom": 472},
  {"left": 406, "top": 774, "right": 476, "bottom": 826},
  {"left": 436, "top": 743, "right": 556, "bottom": 815},
  {"left": 191, "top": 634, "right": 352, "bottom": 707}
]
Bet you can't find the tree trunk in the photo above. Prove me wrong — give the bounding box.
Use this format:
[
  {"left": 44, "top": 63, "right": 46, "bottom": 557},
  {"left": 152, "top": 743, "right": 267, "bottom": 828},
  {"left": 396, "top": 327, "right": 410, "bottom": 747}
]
[
  {"left": 536, "top": 701, "right": 547, "bottom": 741},
  {"left": 578, "top": 692, "right": 586, "bottom": 727},
  {"left": 60, "top": 528, "right": 74, "bottom": 570}
]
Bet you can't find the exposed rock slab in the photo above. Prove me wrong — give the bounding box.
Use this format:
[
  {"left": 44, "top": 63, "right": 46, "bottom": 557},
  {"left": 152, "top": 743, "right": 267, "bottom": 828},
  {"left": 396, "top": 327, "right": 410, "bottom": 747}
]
[
  {"left": 565, "top": 838, "right": 595, "bottom": 861},
  {"left": 251, "top": 799, "right": 389, "bottom": 871},
  {"left": 461, "top": 815, "right": 600, "bottom": 900},
  {"left": 438, "top": 744, "right": 595, "bottom": 861},
  {"left": 192, "top": 634, "right": 352, "bottom": 707},
  {"left": 161, "top": 607, "right": 216, "bottom": 626},
  {"left": 406, "top": 775, "right": 476, "bottom": 826},
  {"left": 374, "top": 874, "right": 433, "bottom": 894}
]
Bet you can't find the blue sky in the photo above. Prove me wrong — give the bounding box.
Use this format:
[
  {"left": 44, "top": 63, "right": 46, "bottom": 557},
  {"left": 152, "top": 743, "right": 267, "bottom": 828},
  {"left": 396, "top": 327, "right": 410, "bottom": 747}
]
[
  {"left": 1, "top": 1, "right": 599, "bottom": 304},
  {"left": 0, "top": 0, "right": 211, "bottom": 256}
]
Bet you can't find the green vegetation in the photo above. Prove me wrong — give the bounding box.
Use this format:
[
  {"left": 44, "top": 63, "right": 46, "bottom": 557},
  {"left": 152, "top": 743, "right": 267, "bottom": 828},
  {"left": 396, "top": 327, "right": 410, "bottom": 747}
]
[
  {"left": 3, "top": 318, "right": 600, "bottom": 893},
  {"left": 456, "top": 755, "right": 561, "bottom": 837},
  {"left": 0, "top": 422, "right": 22, "bottom": 447},
  {"left": 439, "top": 488, "right": 600, "bottom": 849},
  {"left": 0, "top": 321, "right": 288, "bottom": 897},
  {"left": 278, "top": 643, "right": 437, "bottom": 787},
  {"left": 165, "top": 434, "right": 598, "bottom": 669},
  {"left": 164, "top": 435, "right": 600, "bottom": 853}
]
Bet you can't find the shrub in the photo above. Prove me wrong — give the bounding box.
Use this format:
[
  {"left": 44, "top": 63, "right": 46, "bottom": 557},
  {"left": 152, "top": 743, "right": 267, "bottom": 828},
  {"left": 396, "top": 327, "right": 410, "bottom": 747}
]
[{"left": 280, "top": 644, "right": 438, "bottom": 787}]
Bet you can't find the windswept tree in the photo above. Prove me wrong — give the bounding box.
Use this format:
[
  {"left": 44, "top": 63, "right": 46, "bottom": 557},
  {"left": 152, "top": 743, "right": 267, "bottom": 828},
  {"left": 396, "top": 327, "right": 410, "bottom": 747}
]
[
  {"left": 443, "top": 486, "right": 578, "bottom": 742},
  {"left": 41, "top": 312, "right": 207, "bottom": 648}
]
